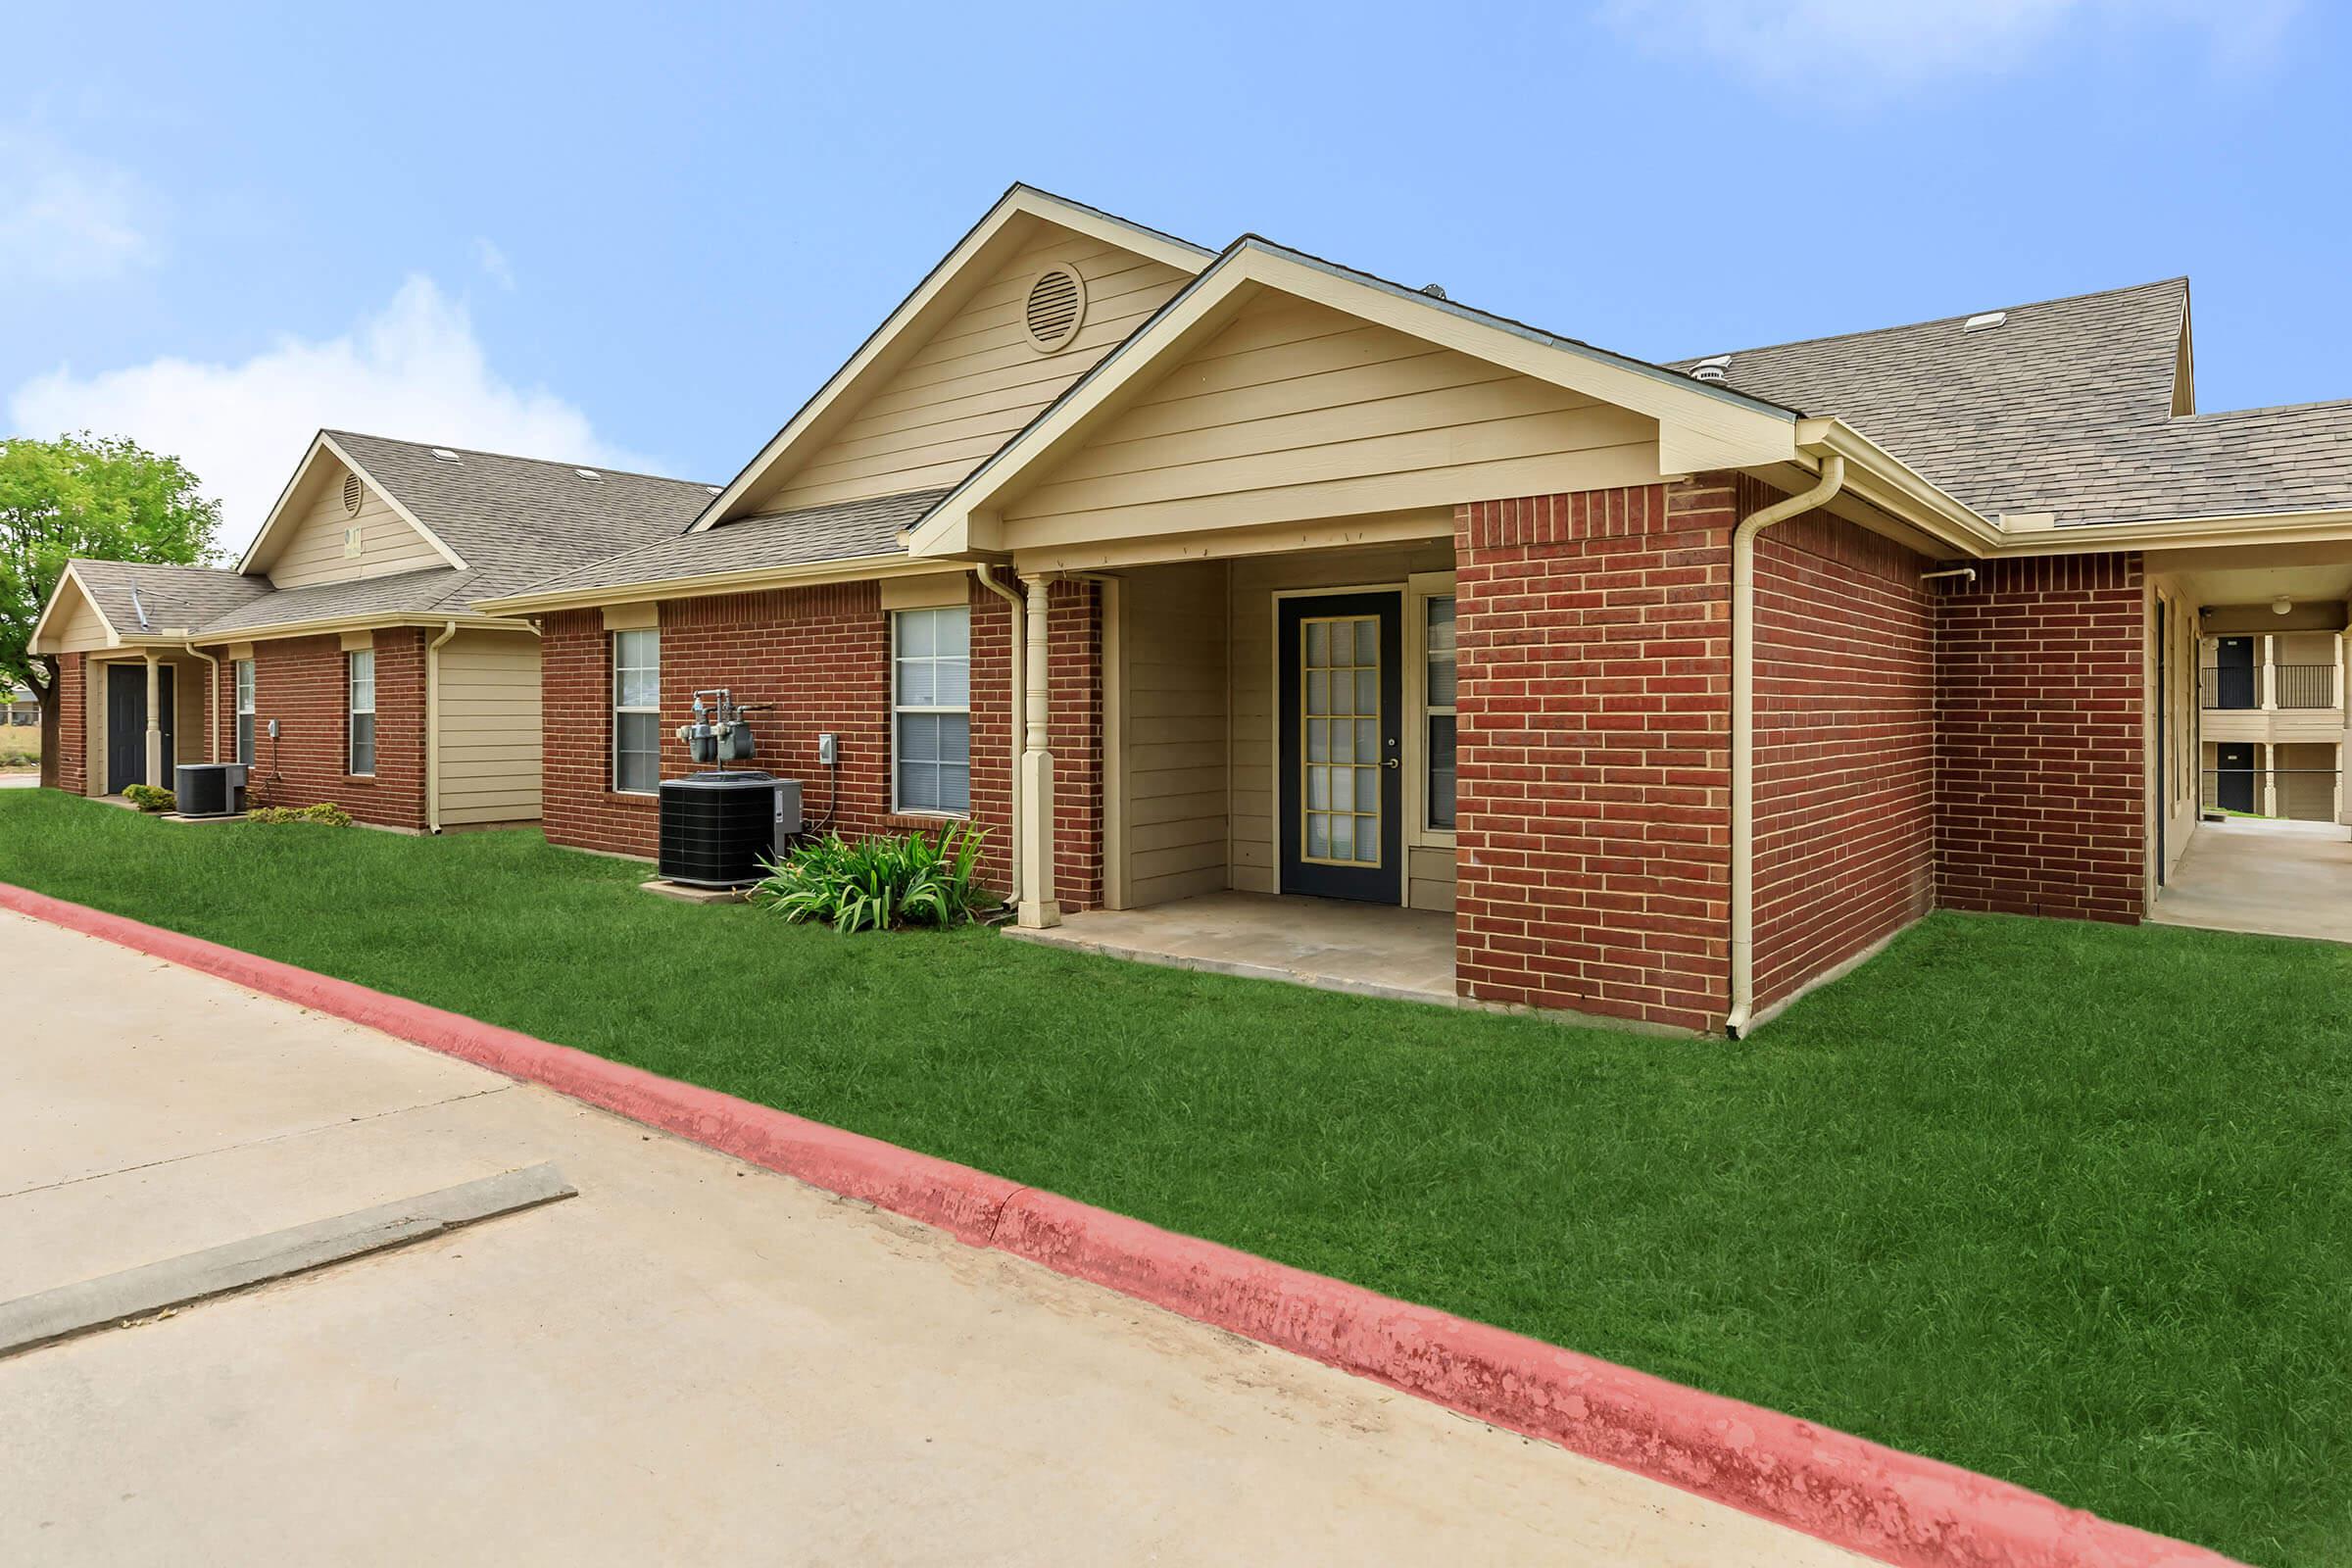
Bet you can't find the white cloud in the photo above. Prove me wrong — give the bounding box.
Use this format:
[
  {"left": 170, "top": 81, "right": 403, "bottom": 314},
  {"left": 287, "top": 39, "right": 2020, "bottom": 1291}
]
[
  {"left": 1598, "top": 0, "right": 2300, "bottom": 83},
  {"left": 9, "top": 275, "right": 660, "bottom": 554},
  {"left": 474, "top": 236, "right": 516, "bottom": 292},
  {"left": 0, "top": 128, "right": 154, "bottom": 287}
]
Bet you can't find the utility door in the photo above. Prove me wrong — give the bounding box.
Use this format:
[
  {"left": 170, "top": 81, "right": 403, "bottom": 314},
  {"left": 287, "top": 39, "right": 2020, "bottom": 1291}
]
[{"left": 1277, "top": 591, "right": 1404, "bottom": 904}]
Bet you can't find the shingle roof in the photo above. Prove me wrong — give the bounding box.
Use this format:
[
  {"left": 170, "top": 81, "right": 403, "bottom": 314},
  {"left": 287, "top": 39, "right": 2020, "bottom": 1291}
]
[
  {"left": 194, "top": 566, "right": 482, "bottom": 634},
  {"left": 66, "top": 559, "right": 272, "bottom": 634},
  {"left": 496, "top": 488, "right": 948, "bottom": 601},
  {"left": 324, "top": 431, "right": 714, "bottom": 594},
  {"left": 1670, "top": 279, "right": 2192, "bottom": 524}
]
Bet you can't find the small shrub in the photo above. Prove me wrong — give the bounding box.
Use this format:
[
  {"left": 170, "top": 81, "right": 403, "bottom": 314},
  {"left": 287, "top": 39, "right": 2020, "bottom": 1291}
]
[
  {"left": 753, "top": 824, "right": 990, "bottom": 933},
  {"left": 122, "top": 783, "right": 176, "bottom": 812},
  {"left": 248, "top": 802, "right": 354, "bottom": 827}
]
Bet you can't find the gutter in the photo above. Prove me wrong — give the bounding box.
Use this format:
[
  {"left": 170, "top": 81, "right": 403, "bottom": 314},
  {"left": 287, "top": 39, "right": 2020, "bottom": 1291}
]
[
  {"left": 974, "top": 564, "right": 1024, "bottom": 906},
  {"left": 179, "top": 641, "right": 220, "bottom": 764},
  {"left": 1726, "top": 453, "right": 1845, "bottom": 1040},
  {"left": 425, "top": 620, "right": 460, "bottom": 834}
]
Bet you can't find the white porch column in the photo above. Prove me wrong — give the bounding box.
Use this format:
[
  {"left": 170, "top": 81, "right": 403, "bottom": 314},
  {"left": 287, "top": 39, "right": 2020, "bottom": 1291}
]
[
  {"left": 142, "top": 653, "right": 164, "bottom": 789},
  {"left": 1016, "top": 571, "right": 1060, "bottom": 929},
  {"left": 2261, "top": 741, "right": 2278, "bottom": 817},
  {"left": 2261, "top": 634, "right": 2278, "bottom": 710}
]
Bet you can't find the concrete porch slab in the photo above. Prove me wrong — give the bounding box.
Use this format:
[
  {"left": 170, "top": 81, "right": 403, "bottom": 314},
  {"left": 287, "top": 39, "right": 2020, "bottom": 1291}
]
[
  {"left": 1004, "top": 890, "right": 1455, "bottom": 1005},
  {"left": 2152, "top": 816, "right": 2352, "bottom": 944}
]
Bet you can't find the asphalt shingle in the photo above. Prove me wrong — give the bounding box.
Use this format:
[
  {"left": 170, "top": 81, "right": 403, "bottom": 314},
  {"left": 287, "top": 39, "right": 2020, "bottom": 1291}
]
[{"left": 498, "top": 488, "right": 949, "bottom": 600}]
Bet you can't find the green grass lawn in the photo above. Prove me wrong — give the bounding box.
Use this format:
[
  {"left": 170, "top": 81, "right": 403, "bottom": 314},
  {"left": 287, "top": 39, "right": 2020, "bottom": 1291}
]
[{"left": 2, "top": 789, "right": 2344, "bottom": 1563}]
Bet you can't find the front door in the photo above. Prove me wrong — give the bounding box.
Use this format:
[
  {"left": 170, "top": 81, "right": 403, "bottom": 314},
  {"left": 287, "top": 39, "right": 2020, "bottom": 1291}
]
[
  {"left": 104, "top": 663, "right": 175, "bottom": 793},
  {"left": 1278, "top": 591, "right": 1403, "bottom": 904},
  {"left": 2213, "top": 636, "right": 2256, "bottom": 710},
  {"left": 2215, "top": 741, "right": 2256, "bottom": 813}
]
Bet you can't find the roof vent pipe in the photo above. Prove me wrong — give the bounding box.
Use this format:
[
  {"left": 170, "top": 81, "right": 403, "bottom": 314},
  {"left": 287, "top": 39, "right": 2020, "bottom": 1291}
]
[
  {"left": 129, "top": 584, "right": 151, "bottom": 630},
  {"left": 1420, "top": 283, "right": 1447, "bottom": 299},
  {"left": 1963, "top": 311, "right": 2007, "bottom": 332},
  {"left": 1690, "top": 355, "right": 1732, "bottom": 384}
]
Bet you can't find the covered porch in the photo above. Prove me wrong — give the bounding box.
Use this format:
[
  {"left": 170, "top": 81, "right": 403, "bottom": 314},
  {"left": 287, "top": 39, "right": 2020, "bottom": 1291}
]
[{"left": 79, "top": 648, "right": 215, "bottom": 799}]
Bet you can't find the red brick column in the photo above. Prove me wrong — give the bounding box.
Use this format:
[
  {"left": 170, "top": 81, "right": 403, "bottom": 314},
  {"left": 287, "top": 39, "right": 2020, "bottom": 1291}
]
[
  {"left": 1046, "top": 575, "right": 1103, "bottom": 912},
  {"left": 1751, "top": 502, "right": 1936, "bottom": 1009},
  {"left": 55, "top": 654, "right": 86, "bottom": 795},
  {"left": 1453, "top": 479, "right": 1736, "bottom": 1033},
  {"left": 1935, "top": 553, "right": 2145, "bottom": 921}
]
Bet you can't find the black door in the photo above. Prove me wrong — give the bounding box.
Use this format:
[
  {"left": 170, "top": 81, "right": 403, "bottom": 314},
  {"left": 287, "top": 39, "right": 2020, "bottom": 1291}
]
[
  {"left": 1278, "top": 591, "right": 1404, "bottom": 904},
  {"left": 104, "top": 664, "right": 175, "bottom": 793},
  {"left": 2215, "top": 742, "right": 2256, "bottom": 813},
  {"left": 2213, "top": 637, "right": 2256, "bottom": 710}
]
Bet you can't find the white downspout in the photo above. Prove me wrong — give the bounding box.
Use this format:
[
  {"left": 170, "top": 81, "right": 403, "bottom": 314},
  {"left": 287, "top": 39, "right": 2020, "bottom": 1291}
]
[
  {"left": 1726, "top": 453, "right": 1845, "bottom": 1039},
  {"left": 180, "top": 641, "right": 220, "bottom": 762},
  {"left": 426, "top": 620, "right": 460, "bottom": 834},
  {"left": 974, "top": 564, "right": 1024, "bottom": 906}
]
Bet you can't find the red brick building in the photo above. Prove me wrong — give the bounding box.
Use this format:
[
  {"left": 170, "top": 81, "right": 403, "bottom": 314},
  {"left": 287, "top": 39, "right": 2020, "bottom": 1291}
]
[{"left": 47, "top": 187, "right": 2352, "bottom": 1033}]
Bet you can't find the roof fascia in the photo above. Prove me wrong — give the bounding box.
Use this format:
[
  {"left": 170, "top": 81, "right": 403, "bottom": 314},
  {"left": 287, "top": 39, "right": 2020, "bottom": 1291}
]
[
  {"left": 188, "top": 610, "right": 525, "bottom": 646},
  {"left": 1796, "top": 418, "right": 2005, "bottom": 558},
  {"left": 909, "top": 240, "right": 1804, "bottom": 558},
  {"left": 472, "top": 553, "right": 960, "bottom": 617},
  {"left": 1992, "top": 506, "right": 2352, "bottom": 557},
  {"left": 685, "top": 186, "right": 1213, "bottom": 535}
]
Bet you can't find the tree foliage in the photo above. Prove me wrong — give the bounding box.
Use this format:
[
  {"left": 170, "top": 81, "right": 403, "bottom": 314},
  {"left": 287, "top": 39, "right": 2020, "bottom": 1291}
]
[{"left": 0, "top": 433, "right": 222, "bottom": 697}]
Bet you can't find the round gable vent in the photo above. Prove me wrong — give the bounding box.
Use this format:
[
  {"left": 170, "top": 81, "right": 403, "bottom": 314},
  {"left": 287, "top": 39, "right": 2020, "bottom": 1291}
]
[
  {"left": 1022, "top": 265, "right": 1087, "bottom": 354},
  {"left": 341, "top": 473, "right": 364, "bottom": 514}
]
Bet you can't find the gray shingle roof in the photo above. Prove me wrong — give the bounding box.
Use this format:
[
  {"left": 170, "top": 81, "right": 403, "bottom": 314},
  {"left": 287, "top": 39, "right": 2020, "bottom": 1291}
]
[
  {"left": 66, "top": 559, "right": 272, "bottom": 634},
  {"left": 194, "top": 566, "right": 483, "bottom": 634},
  {"left": 494, "top": 488, "right": 948, "bottom": 601},
  {"left": 323, "top": 431, "right": 713, "bottom": 593},
  {"left": 1670, "top": 278, "right": 2192, "bottom": 524}
]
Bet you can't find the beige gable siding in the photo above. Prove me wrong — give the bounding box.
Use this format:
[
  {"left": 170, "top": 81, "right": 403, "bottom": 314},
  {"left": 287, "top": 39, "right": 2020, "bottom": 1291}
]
[
  {"left": 1116, "top": 563, "right": 1229, "bottom": 908},
  {"left": 436, "top": 631, "right": 542, "bottom": 824},
  {"left": 269, "top": 462, "right": 445, "bottom": 587},
  {"left": 997, "top": 294, "right": 1657, "bottom": 548},
  {"left": 760, "top": 229, "right": 1192, "bottom": 513},
  {"left": 1228, "top": 541, "right": 1454, "bottom": 911},
  {"left": 49, "top": 580, "right": 116, "bottom": 654}
]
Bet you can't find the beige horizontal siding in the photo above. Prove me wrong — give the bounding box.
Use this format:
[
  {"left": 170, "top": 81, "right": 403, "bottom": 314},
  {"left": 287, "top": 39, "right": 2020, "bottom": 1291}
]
[
  {"left": 999, "top": 293, "right": 1658, "bottom": 547},
  {"left": 761, "top": 229, "right": 1192, "bottom": 513},
  {"left": 270, "top": 463, "right": 445, "bottom": 588},
  {"left": 50, "top": 585, "right": 115, "bottom": 654},
  {"left": 1117, "top": 562, "right": 1228, "bottom": 908},
  {"left": 435, "top": 631, "right": 541, "bottom": 824}
]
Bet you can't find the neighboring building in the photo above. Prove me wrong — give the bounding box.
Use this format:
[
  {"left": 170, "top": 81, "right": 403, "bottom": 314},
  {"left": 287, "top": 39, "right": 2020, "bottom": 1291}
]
[
  {"left": 35, "top": 184, "right": 2352, "bottom": 1031},
  {"left": 28, "top": 433, "right": 711, "bottom": 829},
  {"left": 4, "top": 685, "right": 36, "bottom": 726},
  {"left": 2198, "top": 625, "right": 2348, "bottom": 820}
]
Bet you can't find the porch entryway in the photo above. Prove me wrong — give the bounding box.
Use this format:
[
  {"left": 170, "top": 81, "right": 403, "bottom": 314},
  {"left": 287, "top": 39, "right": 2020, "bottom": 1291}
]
[
  {"left": 2151, "top": 817, "right": 2352, "bottom": 945},
  {"left": 1004, "top": 891, "right": 1456, "bottom": 1005}
]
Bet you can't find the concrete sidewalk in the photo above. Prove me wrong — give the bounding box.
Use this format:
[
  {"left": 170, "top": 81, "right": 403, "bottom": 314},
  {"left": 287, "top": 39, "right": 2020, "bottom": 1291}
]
[{"left": 0, "top": 908, "right": 1864, "bottom": 1566}]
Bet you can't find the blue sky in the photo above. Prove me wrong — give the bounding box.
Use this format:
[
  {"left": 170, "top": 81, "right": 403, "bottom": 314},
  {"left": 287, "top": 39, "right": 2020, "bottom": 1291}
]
[{"left": 4, "top": 0, "right": 2342, "bottom": 552}]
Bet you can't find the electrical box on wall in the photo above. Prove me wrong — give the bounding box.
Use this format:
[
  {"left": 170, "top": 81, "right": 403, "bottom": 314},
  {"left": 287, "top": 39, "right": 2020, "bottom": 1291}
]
[{"left": 816, "top": 733, "right": 838, "bottom": 765}]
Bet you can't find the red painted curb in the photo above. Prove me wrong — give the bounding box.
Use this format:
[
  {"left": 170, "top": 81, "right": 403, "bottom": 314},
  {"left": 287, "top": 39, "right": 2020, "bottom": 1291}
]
[{"left": 1, "top": 882, "right": 2239, "bottom": 1568}]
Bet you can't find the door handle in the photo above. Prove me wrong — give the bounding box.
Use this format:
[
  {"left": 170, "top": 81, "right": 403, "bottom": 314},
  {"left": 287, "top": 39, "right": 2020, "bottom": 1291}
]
[{"left": 1383, "top": 758, "right": 1400, "bottom": 770}]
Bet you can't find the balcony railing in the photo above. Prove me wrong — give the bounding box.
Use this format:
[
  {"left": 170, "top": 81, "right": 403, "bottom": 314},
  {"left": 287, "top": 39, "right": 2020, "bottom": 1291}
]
[{"left": 2199, "top": 664, "right": 2339, "bottom": 710}]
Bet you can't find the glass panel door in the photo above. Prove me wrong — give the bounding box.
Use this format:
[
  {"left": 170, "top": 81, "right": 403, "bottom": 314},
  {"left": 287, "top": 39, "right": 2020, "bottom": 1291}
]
[{"left": 1277, "top": 591, "right": 1403, "bottom": 904}]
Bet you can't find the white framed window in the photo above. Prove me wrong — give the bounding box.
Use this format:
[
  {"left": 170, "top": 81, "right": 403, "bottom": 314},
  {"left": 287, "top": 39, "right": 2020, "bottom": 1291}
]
[
  {"left": 1425, "top": 596, "right": 1456, "bottom": 831},
  {"left": 233, "top": 660, "right": 256, "bottom": 767},
  {"left": 347, "top": 650, "right": 376, "bottom": 776},
  {"left": 612, "top": 629, "right": 661, "bottom": 794},
  {"left": 892, "top": 606, "right": 970, "bottom": 814}
]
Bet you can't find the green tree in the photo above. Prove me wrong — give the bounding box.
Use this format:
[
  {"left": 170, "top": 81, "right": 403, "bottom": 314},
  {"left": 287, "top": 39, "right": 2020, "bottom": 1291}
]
[{"left": 0, "top": 434, "right": 222, "bottom": 787}]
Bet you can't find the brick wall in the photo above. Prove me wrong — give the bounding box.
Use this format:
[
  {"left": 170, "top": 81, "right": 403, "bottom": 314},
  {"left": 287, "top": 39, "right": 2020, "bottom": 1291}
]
[
  {"left": 55, "top": 654, "right": 85, "bottom": 795},
  {"left": 539, "top": 579, "right": 1017, "bottom": 893},
  {"left": 1752, "top": 501, "right": 1936, "bottom": 1009},
  {"left": 1935, "top": 552, "right": 2146, "bottom": 921},
  {"left": 227, "top": 631, "right": 428, "bottom": 829},
  {"left": 1453, "top": 480, "right": 1736, "bottom": 1033}
]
